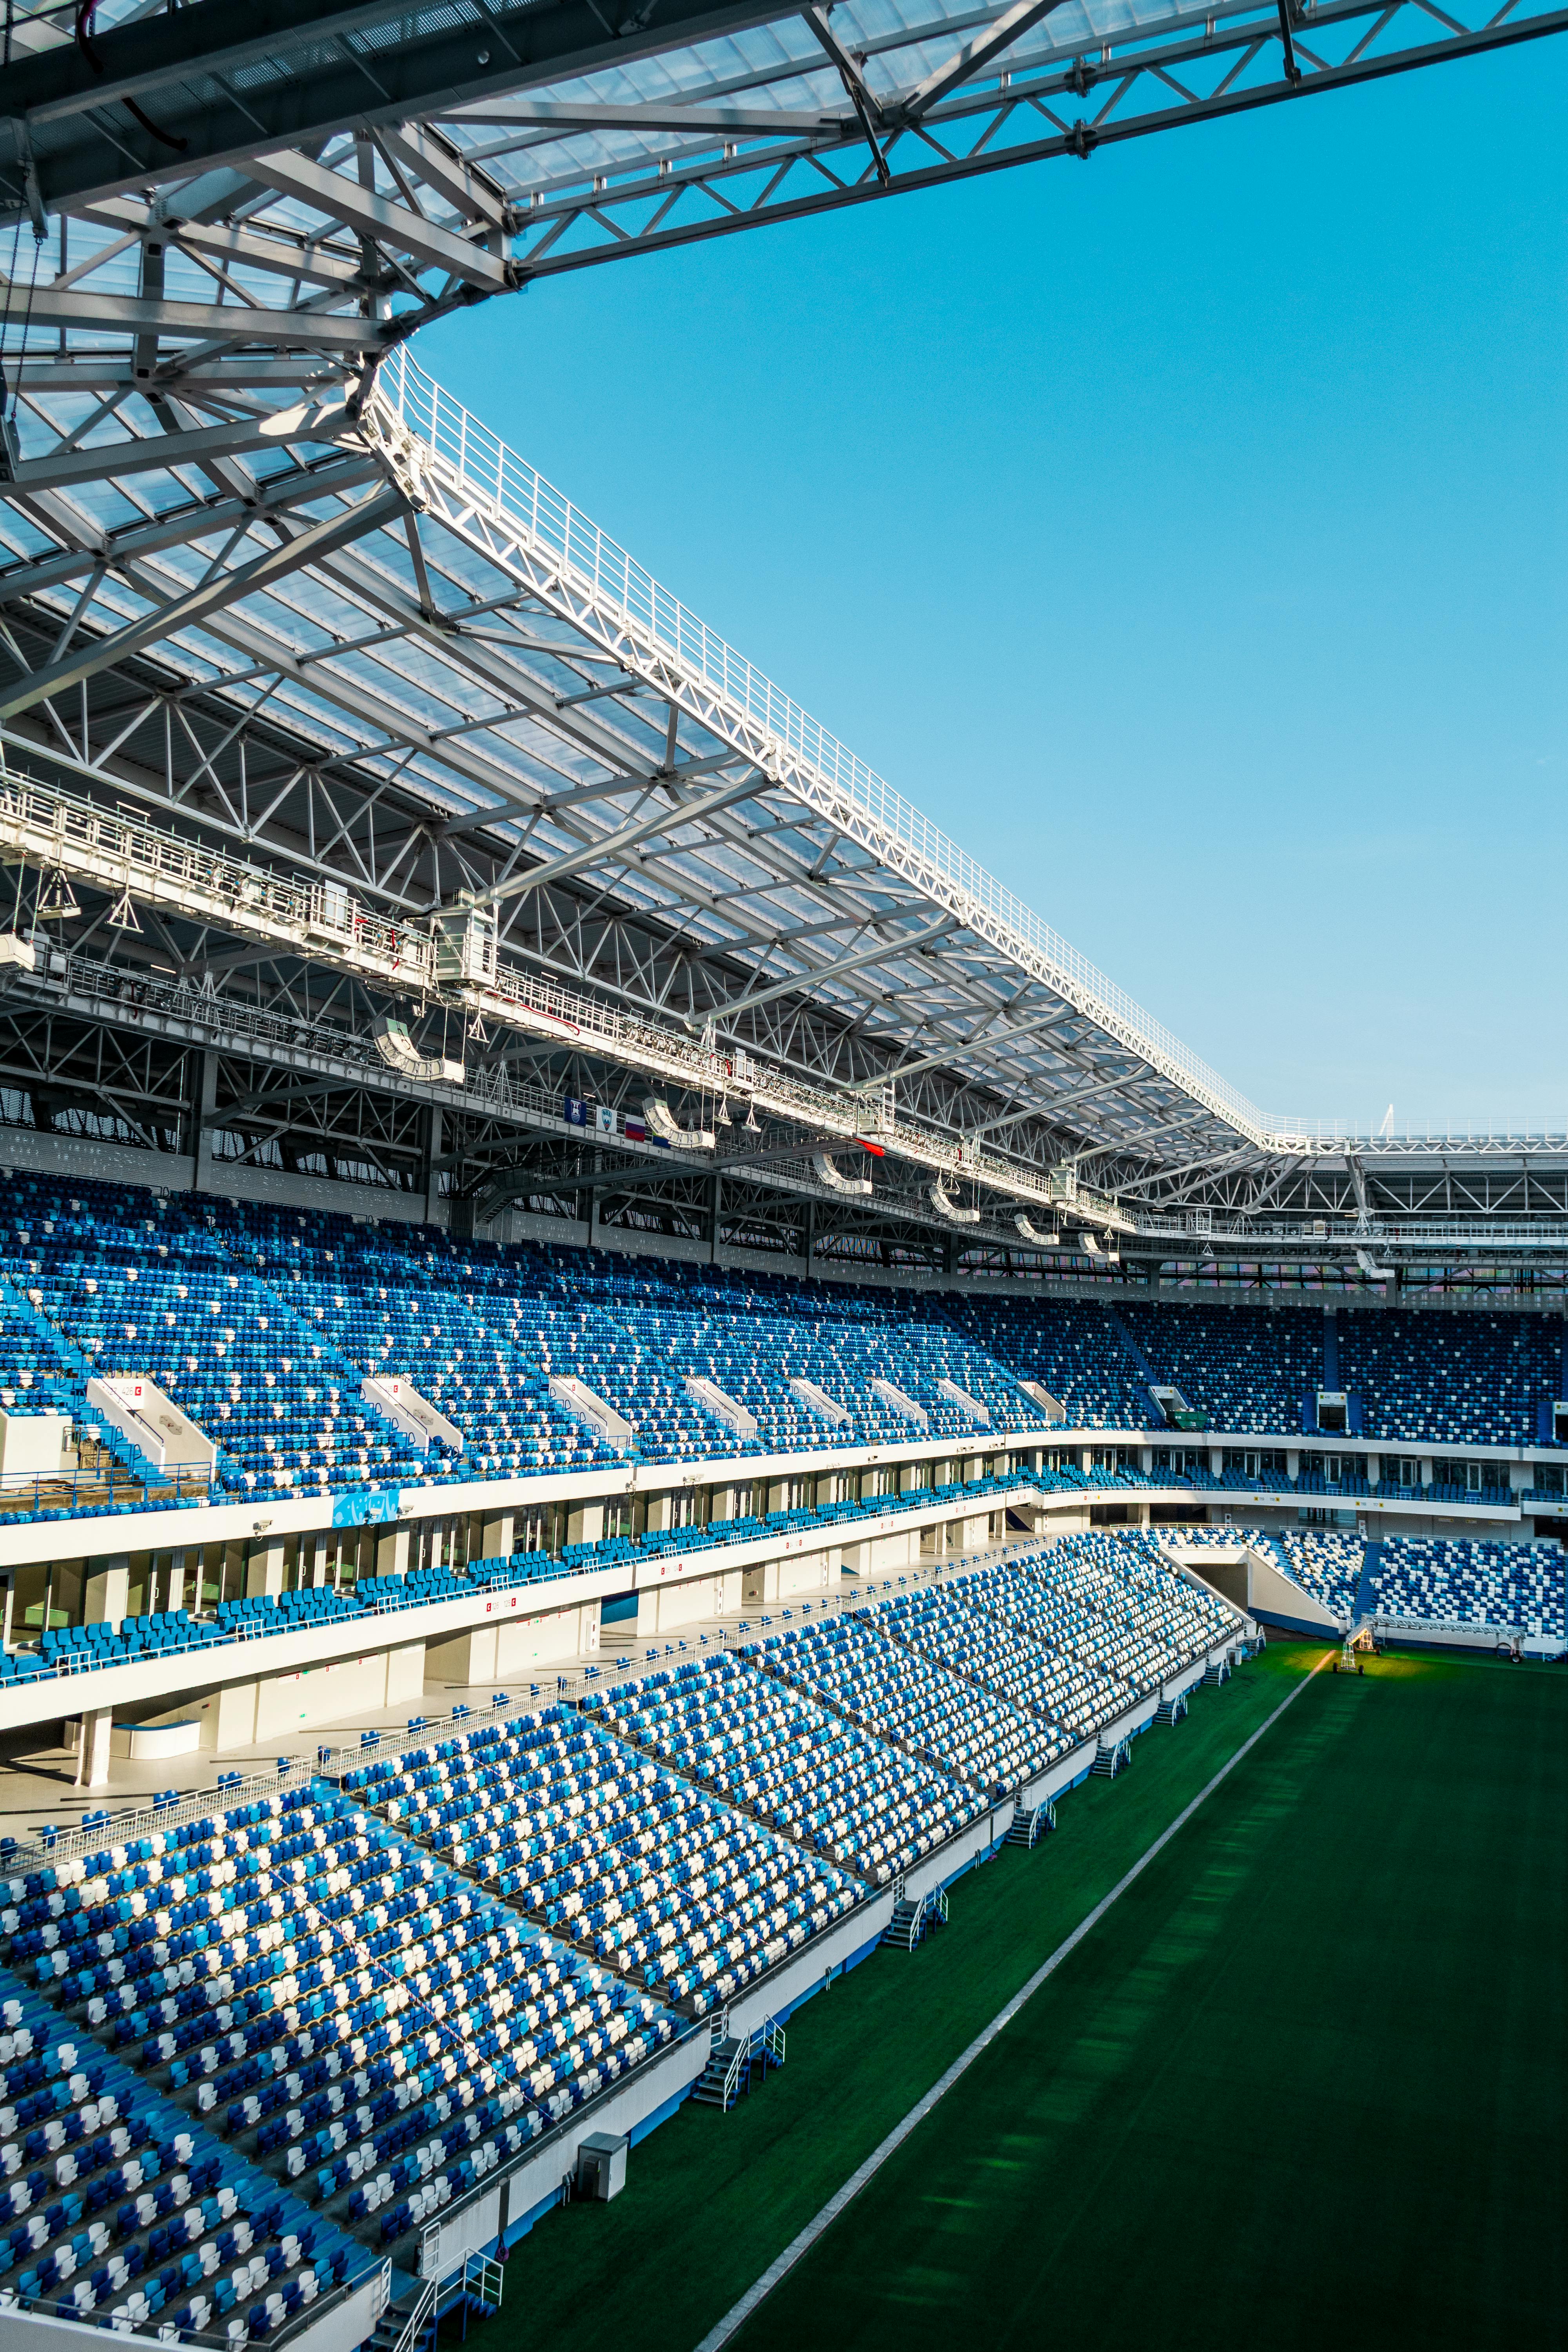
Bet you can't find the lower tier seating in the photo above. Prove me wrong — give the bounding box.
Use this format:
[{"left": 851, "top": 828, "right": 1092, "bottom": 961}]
[
  {"left": 757, "top": 1614, "right": 1059, "bottom": 1797},
  {"left": 340, "top": 1711, "right": 855, "bottom": 2017},
  {"left": 583, "top": 1652, "right": 985, "bottom": 1886},
  {"left": 0, "top": 1972, "right": 372, "bottom": 2338}
]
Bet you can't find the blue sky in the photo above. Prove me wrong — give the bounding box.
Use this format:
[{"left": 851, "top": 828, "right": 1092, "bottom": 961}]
[{"left": 417, "top": 45, "right": 1568, "bottom": 1136}]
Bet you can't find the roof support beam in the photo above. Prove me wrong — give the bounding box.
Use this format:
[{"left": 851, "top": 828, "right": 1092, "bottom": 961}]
[
  {"left": 0, "top": 485, "right": 405, "bottom": 721},
  {"left": 895, "top": 0, "right": 1068, "bottom": 120},
  {"left": 4, "top": 394, "right": 354, "bottom": 495},
  {"left": 244, "top": 150, "right": 515, "bottom": 287},
  {"left": 4, "top": 285, "right": 383, "bottom": 352},
  {"left": 845, "top": 998, "right": 1076, "bottom": 1091},
  {"left": 464, "top": 767, "right": 766, "bottom": 908},
  {"left": 2, "top": 0, "right": 796, "bottom": 215},
  {"left": 708, "top": 913, "right": 955, "bottom": 1025}
]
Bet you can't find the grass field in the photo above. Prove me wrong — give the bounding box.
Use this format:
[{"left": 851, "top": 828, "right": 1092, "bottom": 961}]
[{"left": 468, "top": 1644, "right": 1564, "bottom": 2352}]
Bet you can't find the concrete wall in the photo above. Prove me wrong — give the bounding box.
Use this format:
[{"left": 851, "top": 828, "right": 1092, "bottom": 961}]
[{"left": 427, "top": 1599, "right": 599, "bottom": 1684}]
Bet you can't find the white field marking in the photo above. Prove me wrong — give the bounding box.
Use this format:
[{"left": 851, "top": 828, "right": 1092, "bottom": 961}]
[{"left": 693, "top": 1649, "right": 1335, "bottom": 2352}]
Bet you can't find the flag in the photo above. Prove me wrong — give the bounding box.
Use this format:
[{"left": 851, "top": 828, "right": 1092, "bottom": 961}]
[
  {"left": 595, "top": 1104, "right": 616, "bottom": 1134},
  {"left": 563, "top": 1096, "right": 587, "bottom": 1126}
]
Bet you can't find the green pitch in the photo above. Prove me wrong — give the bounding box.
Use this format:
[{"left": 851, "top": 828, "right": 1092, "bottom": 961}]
[{"left": 472, "top": 1645, "right": 1564, "bottom": 2352}]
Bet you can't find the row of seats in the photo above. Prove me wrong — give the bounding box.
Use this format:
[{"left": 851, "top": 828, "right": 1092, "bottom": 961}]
[
  {"left": 0, "top": 1530, "right": 1253, "bottom": 2341},
  {"left": 40, "top": 1615, "right": 226, "bottom": 1670},
  {"left": 1371, "top": 1537, "right": 1567, "bottom": 1638},
  {"left": 0, "top": 1973, "right": 372, "bottom": 2337},
  {"left": 341, "top": 1710, "right": 855, "bottom": 2016},
  {"left": 756, "top": 1614, "right": 1054, "bottom": 1797},
  {"left": 1174, "top": 1526, "right": 1568, "bottom": 1641},
  {"left": 3, "top": 1783, "right": 680, "bottom": 2268},
  {"left": 583, "top": 1651, "right": 985, "bottom": 1886},
  {"left": 951, "top": 1288, "right": 1568, "bottom": 1451}
]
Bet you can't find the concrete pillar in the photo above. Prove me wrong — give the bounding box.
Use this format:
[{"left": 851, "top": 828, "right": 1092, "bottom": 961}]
[
  {"left": 375, "top": 1524, "right": 410, "bottom": 1579},
  {"left": 1209, "top": 1447, "right": 1224, "bottom": 1478},
  {"left": 245, "top": 1539, "right": 285, "bottom": 1600},
  {"left": 309, "top": 1534, "right": 331, "bottom": 1588},
  {"left": 385, "top": 1641, "right": 424, "bottom": 1706},
  {"left": 642, "top": 1491, "right": 673, "bottom": 1534},
  {"left": 568, "top": 1501, "right": 604, "bottom": 1548},
  {"left": 76, "top": 1707, "right": 113, "bottom": 1791},
  {"left": 213, "top": 1681, "right": 257, "bottom": 1753},
  {"left": 480, "top": 1510, "right": 514, "bottom": 1560},
  {"left": 1, "top": 1577, "right": 13, "bottom": 1651},
  {"left": 84, "top": 1555, "right": 129, "bottom": 1629},
  {"left": 166, "top": 1550, "right": 188, "bottom": 1614}
]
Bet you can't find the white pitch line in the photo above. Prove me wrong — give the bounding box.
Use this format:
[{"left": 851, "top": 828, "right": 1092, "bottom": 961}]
[{"left": 693, "top": 1650, "right": 1334, "bottom": 2352}]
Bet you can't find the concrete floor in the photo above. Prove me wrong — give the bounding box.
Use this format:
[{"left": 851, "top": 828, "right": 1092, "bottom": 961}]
[{"left": 0, "top": 1540, "right": 1030, "bottom": 1851}]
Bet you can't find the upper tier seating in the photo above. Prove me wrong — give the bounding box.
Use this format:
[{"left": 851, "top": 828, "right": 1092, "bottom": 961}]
[
  {"left": 583, "top": 1652, "right": 984, "bottom": 1885},
  {"left": 0, "top": 1177, "right": 1044, "bottom": 1508},
  {"left": 341, "top": 1708, "right": 855, "bottom": 2016},
  {"left": 946, "top": 1296, "right": 1154, "bottom": 1428},
  {"left": 1119, "top": 1303, "right": 1328, "bottom": 1435},
  {"left": 1335, "top": 1313, "right": 1565, "bottom": 1450}
]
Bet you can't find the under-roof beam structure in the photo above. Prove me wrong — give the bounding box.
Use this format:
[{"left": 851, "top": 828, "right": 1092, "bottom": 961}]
[
  {"left": 704, "top": 913, "right": 956, "bottom": 1025},
  {"left": 895, "top": 0, "right": 1070, "bottom": 119},
  {"left": 0, "top": 485, "right": 406, "bottom": 722}
]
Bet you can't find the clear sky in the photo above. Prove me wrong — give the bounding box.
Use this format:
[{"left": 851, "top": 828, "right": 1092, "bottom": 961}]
[{"left": 416, "top": 44, "right": 1568, "bottom": 1137}]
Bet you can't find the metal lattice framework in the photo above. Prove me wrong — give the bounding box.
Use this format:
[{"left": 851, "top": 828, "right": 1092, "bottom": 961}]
[{"left": 0, "top": 0, "right": 1563, "bottom": 1278}]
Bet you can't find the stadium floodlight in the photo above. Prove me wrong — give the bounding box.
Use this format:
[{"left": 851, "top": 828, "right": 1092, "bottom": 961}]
[
  {"left": 644, "top": 1097, "right": 716, "bottom": 1151},
  {"left": 1015, "top": 1213, "right": 1060, "bottom": 1246},
  {"left": 812, "top": 1154, "right": 873, "bottom": 1198},
  {"left": 372, "top": 1016, "right": 466, "bottom": 1087}
]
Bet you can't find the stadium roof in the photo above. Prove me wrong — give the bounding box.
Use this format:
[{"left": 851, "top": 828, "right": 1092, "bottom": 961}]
[{"left": 1, "top": 0, "right": 1565, "bottom": 1269}]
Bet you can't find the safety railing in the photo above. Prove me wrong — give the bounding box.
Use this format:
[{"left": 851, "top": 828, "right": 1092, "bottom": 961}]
[
  {"left": 371, "top": 349, "right": 1390, "bottom": 1152},
  {"left": 0, "top": 2258, "right": 386, "bottom": 2352},
  {"left": 0, "top": 763, "right": 434, "bottom": 984},
  {"left": 4, "top": 1757, "right": 316, "bottom": 1864}
]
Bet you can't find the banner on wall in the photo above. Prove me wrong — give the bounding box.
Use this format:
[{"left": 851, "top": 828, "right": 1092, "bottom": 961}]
[{"left": 332, "top": 1487, "right": 403, "bottom": 1529}]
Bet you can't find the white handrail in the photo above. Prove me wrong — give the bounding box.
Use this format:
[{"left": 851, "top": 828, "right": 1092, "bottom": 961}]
[{"left": 372, "top": 348, "right": 1379, "bottom": 1151}]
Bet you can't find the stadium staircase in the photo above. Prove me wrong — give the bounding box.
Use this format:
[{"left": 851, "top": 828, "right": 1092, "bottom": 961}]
[
  {"left": 1154, "top": 1688, "right": 1189, "bottom": 1726},
  {"left": 693, "top": 2019, "right": 786, "bottom": 2111},
  {"left": 1352, "top": 1541, "right": 1384, "bottom": 1625},
  {"left": 1006, "top": 1800, "right": 1055, "bottom": 1849},
  {"left": 881, "top": 1886, "right": 949, "bottom": 1951},
  {"left": 372, "top": 2249, "right": 503, "bottom": 2352},
  {"left": 1091, "top": 1733, "right": 1132, "bottom": 1777},
  {"left": 1203, "top": 1655, "right": 1232, "bottom": 1685}
]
